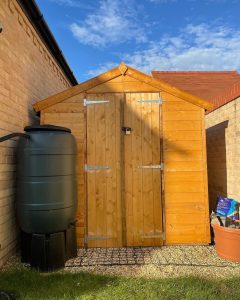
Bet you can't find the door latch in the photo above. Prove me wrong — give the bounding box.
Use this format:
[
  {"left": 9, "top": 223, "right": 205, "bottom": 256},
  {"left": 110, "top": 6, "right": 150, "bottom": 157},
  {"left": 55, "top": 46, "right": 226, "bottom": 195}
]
[{"left": 122, "top": 127, "right": 132, "bottom": 135}]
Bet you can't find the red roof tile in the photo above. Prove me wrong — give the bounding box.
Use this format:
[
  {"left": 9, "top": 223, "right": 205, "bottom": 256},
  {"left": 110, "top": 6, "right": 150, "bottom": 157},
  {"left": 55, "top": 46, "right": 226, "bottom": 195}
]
[{"left": 151, "top": 71, "right": 240, "bottom": 112}]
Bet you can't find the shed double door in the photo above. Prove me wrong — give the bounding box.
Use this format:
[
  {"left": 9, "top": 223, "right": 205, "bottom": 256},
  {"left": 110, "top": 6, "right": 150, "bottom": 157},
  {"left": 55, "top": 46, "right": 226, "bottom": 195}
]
[{"left": 86, "top": 93, "right": 163, "bottom": 247}]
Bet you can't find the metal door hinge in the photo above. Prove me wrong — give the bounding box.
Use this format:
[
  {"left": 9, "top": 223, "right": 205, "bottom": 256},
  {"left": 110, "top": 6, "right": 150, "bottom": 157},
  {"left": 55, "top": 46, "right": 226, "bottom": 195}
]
[
  {"left": 83, "top": 99, "right": 110, "bottom": 106},
  {"left": 86, "top": 235, "right": 113, "bottom": 241},
  {"left": 138, "top": 163, "right": 164, "bottom": 170},
  {"left": 142, "top": 231, "right": 165, "bottom": 239},
  {"left": 84, "top": 165, "right": 111, "bottom": 171},
  {"left": 142, "top": 235, "right": 162, "bottom": 239},
  {"left": 137, "top": 96, "right": 162, "bottom": 104}
]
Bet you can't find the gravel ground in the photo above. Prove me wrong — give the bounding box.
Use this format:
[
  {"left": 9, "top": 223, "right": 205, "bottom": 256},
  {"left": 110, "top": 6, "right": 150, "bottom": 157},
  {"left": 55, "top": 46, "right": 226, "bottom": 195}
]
[{"left": 2, "top": 245, "right": 240, "bottom": 279}]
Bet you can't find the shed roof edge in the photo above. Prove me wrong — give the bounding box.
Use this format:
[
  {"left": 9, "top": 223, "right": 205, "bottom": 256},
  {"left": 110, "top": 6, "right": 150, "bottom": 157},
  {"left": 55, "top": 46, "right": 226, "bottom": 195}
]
[{"left": 34, "top": 63, "right": 212, "bottom": 112}]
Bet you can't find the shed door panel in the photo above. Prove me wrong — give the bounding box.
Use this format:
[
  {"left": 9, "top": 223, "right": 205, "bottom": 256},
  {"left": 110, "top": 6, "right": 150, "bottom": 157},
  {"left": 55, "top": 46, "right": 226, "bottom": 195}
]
[
  {"left": 86, "top": 94, "right": 122, "bottom": 247},
  {"left": 124, "top": 93, "right": 163, "bottom": 246}
]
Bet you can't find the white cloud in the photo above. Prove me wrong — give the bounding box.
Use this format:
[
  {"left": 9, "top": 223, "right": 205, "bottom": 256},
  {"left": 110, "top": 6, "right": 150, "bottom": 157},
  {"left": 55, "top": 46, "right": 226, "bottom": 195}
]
[
  {"left": 49, "top": 0, "right": 93, "bottom": 9},
  {"left": 70, "top": 0, "right": 147, "bottom": 47},
  {"left": 87, "top": 24, "right": 240, "bottom": 76}
]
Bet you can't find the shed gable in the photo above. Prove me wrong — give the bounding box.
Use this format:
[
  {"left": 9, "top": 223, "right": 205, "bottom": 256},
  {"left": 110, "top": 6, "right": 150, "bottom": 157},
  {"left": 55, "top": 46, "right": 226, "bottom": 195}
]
[
  {"left": 34, "top": 63, "right": 212, "bottom": 112},
  {"left": 87, "top": 74, "right": 159, "bottom": 93}
]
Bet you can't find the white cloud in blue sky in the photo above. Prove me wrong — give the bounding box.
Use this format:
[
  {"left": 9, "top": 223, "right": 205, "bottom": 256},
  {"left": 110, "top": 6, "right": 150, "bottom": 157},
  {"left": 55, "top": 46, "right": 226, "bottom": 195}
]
[
  {"left": 128, "top": 24, "right": 240, "bottom": 71},
  {"left": 37, "top": 0, "right": 240, "bottom": 81},
  {"left": 69, "top": 0, "right": 148, "bottom": 47},
  {"left": 49, "top": 0, "right": 93, "bottom": 9},
  {"left": 88, "top": 23, "right": 240, "bottom": 76}
]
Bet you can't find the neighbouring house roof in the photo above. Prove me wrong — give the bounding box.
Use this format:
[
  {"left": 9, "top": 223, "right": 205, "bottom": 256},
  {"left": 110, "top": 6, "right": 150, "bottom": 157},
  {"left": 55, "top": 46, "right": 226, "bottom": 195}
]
[
  {"left": 152, "top": 71, "right": 240, "bottom": 112},
  {"left": 33, "top": 63, "right": 212, "bottom": 112},
  {"left": 17, "top": 0, "right": 78, "bottom": 86}
]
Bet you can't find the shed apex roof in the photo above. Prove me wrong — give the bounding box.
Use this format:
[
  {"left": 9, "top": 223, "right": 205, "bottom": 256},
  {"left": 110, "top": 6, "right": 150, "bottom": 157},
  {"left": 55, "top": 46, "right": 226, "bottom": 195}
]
[
  {"left": 33, "top": 63, "right": 212, "bottom": 112},
  {"left": 152, "top": 70, "right": 240, "bottom": 112}
]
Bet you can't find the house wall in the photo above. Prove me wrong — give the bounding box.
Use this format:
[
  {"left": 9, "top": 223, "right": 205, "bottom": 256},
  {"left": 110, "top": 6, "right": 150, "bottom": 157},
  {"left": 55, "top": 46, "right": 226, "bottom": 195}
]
[
  {"left": 0, "top": 0, "right": 71, "bottom": 267},
  {"left": 205, "top": 97, "right": 240, "bottom": 210}
]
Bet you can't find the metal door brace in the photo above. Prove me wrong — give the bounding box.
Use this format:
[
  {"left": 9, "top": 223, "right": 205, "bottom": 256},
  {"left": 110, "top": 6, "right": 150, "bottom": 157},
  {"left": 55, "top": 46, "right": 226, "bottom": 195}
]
[
  {"left": 137, "top": 97, "right": 162, "bottom": 104},
  {"left": 138, "top": 163, "right": 164, "bottom": 170},
  {"left": 142, "top": 231, "right": 165, "bottom": 239},
  {"left": 86, "top": 235, "right": 113, "bottom": 241},
  {"left": 142, "top": 235, "right": 162, "bottom": 239},
  {"left": 84, "top": 165, "right": 111, "bottom": 171},
  {"left": 83, "top": 99, "right": 110, "bottom": 106}
]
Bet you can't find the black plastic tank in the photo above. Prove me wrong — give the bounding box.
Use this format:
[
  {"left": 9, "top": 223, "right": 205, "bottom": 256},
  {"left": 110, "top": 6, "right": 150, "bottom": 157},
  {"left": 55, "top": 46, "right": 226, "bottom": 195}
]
[{"left": 17, "top": 125, "right": 77, "bottom": 234}]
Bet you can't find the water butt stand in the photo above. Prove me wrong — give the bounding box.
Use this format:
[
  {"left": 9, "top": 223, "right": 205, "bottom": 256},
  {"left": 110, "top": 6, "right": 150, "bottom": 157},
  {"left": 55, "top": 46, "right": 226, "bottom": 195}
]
[{"left": 20, "top": 223, "right": 77, "bottom": 271}]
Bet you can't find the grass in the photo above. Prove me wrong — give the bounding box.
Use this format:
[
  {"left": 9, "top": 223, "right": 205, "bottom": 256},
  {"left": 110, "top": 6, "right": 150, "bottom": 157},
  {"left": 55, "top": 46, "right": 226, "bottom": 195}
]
[{"left": 0, "top": 268, "right": 240, "bottom": 300}]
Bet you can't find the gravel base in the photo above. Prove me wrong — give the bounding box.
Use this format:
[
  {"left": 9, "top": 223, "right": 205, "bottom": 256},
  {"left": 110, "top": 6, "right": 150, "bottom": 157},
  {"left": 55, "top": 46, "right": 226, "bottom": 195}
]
[
  {"left": 65, "top": 246, "right": 238, "bottom": 267},
  {"left": 3, "top": 245, "right": 240, "bottom": 279}
]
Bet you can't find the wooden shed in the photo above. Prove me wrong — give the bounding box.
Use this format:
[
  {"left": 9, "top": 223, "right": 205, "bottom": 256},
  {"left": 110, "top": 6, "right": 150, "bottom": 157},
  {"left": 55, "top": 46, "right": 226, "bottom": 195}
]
[{"left": 33, "top": 63, "right": 212, "bottom": 248}]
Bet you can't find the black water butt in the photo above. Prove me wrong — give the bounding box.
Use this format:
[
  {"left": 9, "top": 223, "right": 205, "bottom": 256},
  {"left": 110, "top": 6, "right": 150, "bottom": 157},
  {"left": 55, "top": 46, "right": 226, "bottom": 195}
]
[{"left": 16, "top": 125, "right": 78, "bottom": 271}]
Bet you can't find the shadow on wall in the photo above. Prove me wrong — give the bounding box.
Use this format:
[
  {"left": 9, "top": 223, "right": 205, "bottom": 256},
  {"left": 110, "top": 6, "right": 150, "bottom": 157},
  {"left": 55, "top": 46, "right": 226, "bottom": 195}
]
[{"left": 206, "top": 120, "right": 229, "bottom": 212}]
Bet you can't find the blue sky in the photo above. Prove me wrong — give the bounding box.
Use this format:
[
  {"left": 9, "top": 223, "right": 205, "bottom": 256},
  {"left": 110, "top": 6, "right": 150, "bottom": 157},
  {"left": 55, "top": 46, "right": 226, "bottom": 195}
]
[{"left": 36, "top": 0, "right": 240, "bottom": 82}]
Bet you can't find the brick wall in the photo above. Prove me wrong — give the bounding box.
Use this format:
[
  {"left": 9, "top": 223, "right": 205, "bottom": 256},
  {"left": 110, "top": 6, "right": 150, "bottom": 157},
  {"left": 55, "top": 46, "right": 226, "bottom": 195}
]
[
  {"left": 205, "top": 97, "right": 240, "bottom": 211},
  {"left": 0, "top": 0, "right": 72, "bottom": 266}
]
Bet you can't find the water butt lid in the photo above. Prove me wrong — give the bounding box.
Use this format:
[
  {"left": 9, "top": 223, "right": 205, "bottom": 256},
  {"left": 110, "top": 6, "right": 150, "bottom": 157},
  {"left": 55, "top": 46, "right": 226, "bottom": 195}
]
[{"left": 24, "top": 124, "right": 71, "bottom": 133}]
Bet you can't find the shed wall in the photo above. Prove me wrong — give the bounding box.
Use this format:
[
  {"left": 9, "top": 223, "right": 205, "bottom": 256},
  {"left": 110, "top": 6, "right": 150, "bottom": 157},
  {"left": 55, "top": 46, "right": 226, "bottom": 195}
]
[
  {"left": 162, "top": 92, "right": 210, "bottom": 244},
  {"left": 40, "top": 89, "right": 210, "bottom": 246},
  {"left": 0, "top": 0, "right": 71, "bottom": 266},
  {"left": 41, "top": 94, "right": 86, "bottom": 247}
]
